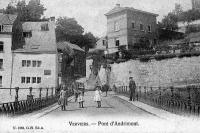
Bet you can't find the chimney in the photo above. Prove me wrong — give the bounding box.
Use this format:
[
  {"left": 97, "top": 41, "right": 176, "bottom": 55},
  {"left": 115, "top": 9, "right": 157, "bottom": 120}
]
[
  {"left": 50, "top": 16, "right": 55, "bottom": 22},
  {"left": 116, "top": 4, "right": 120, "bottom": 8}
]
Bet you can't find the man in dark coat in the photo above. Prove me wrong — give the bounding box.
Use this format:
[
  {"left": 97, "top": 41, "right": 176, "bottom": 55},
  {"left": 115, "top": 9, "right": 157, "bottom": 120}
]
[{"left": 129, "top": 77, "right": 136, "bottom": 101}]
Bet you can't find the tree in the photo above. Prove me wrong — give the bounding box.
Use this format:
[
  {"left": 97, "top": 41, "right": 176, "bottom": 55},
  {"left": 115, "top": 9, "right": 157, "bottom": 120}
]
[
  {"left": 26, "top": 0, "right": 46, "bottom": 21},
  {"left": 4, "top": 0, "right": 46, "bottom": 21},
  {"left": 159, "top": 3, "right": 183, "bottom": 31},
  {"left": 56, "top": 17, "right": 97, "bottom": 50},
  {"left": 160, "top": 13, "right": 178, "bottom": 30},
  {"left": 83, "top": 32, "right": 97, "bottom": 49}
]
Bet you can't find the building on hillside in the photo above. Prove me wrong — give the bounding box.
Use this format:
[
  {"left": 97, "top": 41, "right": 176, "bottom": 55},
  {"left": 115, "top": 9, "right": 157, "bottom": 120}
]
[
  {"left": 57, "top": 41, "right": 85, "bottom": 86},
  {"left": 105, "top": 4, "right": 158, "bottom": 54},
  {"left": 0, "top": 14, "right": 24, "bottom": 88},
  {"left": 96, "top": 36, "right": 108, "bottom": 50},
  {"left": 177, "top": 20, "right": 200, "bottom": 33},
  {"left": 192, "top": 0, "right": 200, "bottom": 10}
]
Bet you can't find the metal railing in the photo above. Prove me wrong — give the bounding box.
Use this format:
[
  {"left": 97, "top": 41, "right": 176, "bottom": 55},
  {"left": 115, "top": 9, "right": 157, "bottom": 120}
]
[
  {"left": 116, "top": 85, "right": 200, "bottom": 116},
  {"left": 0, "top": 87, "right": 74, "bottom": 116}
]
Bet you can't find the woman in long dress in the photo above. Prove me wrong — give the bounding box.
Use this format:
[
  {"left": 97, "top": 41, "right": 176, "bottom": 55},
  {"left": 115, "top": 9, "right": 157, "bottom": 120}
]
[
  {"left": 59, "top": 86, "right": 67, "bottom": 111},
  {"left": 94, "top": 86, "right": 102, "bottom": 108}
]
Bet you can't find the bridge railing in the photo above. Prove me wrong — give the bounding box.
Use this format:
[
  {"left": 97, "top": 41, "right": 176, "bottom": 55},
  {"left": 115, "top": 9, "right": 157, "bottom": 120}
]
[
  {"left": 0, "top": 87, "right": 73, "bottom": 116},
  {"left": 116, "top": 85, "right": 200, "bottom": 116}
]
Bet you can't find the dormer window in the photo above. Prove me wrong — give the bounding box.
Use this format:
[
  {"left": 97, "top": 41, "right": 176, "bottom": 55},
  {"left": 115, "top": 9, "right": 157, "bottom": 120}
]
[
  {"left": 41, "top": 23, "right": 49, "bottom": 31},
  {"left": 23, "top": 31, "right": 32, "bottom": 38}
]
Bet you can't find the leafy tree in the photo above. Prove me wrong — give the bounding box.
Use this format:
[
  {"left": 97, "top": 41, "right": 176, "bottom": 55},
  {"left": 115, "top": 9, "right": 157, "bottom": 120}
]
[
  {"left": 159, "top": 3, "right": 183, "bottom": 31},
  {"left": 26, "top": 0, "right": 46, "bottom": 21},
  {"left": 56, "top": 17, "right": 97, "bottom": 50},
  {"left": 4, "top": 0, "right": 46, "bottom": 21},
  {"left": 160, "top": 12, "right": 178, "bottom": 30},
  {"left": 83, "top": 32, "right": 98, "bottom": 49}
]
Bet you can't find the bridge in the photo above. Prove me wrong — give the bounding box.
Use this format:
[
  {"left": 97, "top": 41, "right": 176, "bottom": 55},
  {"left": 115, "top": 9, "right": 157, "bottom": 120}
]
[{"left": 0, "top": 85, "right": 200, "bottom": 133}]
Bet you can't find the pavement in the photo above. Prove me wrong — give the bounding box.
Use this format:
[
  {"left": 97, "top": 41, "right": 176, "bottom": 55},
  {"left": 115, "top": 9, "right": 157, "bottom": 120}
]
[{"left": 2, "top": 91, "right": 200, "bottom": 133}]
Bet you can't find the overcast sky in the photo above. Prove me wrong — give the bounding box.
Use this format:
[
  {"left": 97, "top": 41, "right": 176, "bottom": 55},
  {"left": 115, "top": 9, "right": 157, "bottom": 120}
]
[{"left": 0, "top": 0, "right": 192, "bottom": 37}]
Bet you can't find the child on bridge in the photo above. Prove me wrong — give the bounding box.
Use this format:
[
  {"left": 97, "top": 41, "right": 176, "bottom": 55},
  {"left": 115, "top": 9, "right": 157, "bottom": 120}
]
[{"left": 94, "top": 86, "right": 102, "bottom": 108}]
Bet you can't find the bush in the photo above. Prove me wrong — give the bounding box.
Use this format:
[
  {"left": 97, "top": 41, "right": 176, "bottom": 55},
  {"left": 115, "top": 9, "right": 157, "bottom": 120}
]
[
  {"left": 154, "top": 54, "right": 176, "bottom": 61},
  {"left": 139, "top": 56, "right": 151, "bottom": 62}
]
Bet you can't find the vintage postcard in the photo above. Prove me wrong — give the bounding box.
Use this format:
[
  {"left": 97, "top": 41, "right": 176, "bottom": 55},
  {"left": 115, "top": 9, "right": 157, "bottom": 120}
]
[{"left": 0, "top": 0, "right": 200, "bottom": 132}]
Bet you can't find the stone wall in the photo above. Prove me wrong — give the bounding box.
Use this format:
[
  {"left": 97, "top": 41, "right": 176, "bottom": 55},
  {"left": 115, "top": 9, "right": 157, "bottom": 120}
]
[{"left": 99, "top": 56, "right": 200, "bottom": 87}]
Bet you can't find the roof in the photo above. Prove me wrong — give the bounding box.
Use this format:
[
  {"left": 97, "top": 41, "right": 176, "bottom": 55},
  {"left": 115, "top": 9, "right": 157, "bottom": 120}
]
[
  {"left": 0, "top": 14, "right": 17, "bottom": 25},
  {"left": 22, "top": 21, "right": 57, "bottom": 52},
  {"left": 57, "top": 41, "right": 84, "bottom": 53},
  {"left": 105, "top": 5, "right": 158, "bottom": 17},
  {"left": 13, "top": 48, "right": 56, "bottom": 54}
]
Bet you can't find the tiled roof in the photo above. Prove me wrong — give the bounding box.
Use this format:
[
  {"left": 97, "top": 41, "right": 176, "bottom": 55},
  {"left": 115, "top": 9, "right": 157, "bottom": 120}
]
[
  {"left": 0, "top": 14, "right": 17, "bottom": 25},
  {"left": 57, "top": 41, "right": 84, "bottom": 52},
  {"left": 105, "top": 6, "right": 158, "bottom": 16}
]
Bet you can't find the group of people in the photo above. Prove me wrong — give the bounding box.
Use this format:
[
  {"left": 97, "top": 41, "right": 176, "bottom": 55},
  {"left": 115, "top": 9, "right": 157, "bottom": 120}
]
[
  {"left": 58, "top": 77, "right": 136, "bottom": 111},
  {"left": 58, "top": 82, "right": 103, "bottom": 111}
]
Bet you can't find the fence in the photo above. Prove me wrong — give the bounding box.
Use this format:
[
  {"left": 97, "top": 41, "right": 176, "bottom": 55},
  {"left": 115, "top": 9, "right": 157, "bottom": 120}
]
[
  {"left": 0, "top": 87, "right": 73, "bottom": 116},
  {"left": 116, "top": 85, "right": 200, "bottom": 116}
]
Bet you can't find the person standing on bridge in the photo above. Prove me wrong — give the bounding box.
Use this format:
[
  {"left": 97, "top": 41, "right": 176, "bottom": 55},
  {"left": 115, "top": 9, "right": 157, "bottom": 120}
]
[
  {"left": 129, "top": 77, "right": 136, "bottom": 101},
  {"left": 72, "top": 82, "right": 78, "bottom": 102},
  {"left": 94, "top": 86, "right": 102, "bottom": 108},
  {"left": 78, "top": 90, "right": 84, "bottom": 108},
  {"left": 59, "top": 86, "right": 67, "bottom": 111}
]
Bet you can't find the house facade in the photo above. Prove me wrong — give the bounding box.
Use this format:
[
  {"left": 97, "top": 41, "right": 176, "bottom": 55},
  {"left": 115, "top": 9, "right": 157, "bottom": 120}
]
[
  {"left": 11, "top": 18, "right": 58, "bottom": 88},
  {"left": 105, "top": 4, "right": 158, "bottom": 54},
  {"left": 192, "top": 0, "right": 200, "bottom": 10},
  {"left": 0, "top": 14, "right": 21, "bottom": 88},
  {"left": 0, "top": 14, "right": 58, "bottom": 88}
]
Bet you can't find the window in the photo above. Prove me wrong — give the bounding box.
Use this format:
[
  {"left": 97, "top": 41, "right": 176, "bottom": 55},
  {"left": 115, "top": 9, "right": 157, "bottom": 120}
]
[
  {"left": 22, "top": 60, "right": 26, "bottom": 67},
  {"left": 23, "top": 32, "right": 32, "bottom": 38},
  {"left": 32, "top": 77, "right": 36, "bottom": 83},
  {"left": 27, "top": 60, "right": 31, "bottom": 67},
  {"left": 140, "top": 24, "right": 144, "bottom": 31},
  {"left": 132, "top": 22, "right": 135, "bottom": 29},
  {"left": 0, "top": 41, "right": 4, "bottom": 52},
  {"left": 37, "top": 61, "right": 42, "bottom": 67},
  {"left": 41, "top": 23, "right": 49, "bottom": 31},
  {"left": 115, "top": 39, "right": 120, "bottom": 46},
  {"left": 32, "top": 60, "right": 37, "bottom": 67},
  {"left": 26, "top": 77, "right": 30, "bottom": 83},
  {"left": 0, "top": 25, "right": 3, "bottom": 32},
  {"left": 21, "top": 77, "right": 26, "bottom": 83},
  {"left": 37, "top": 77, "right": 41, "bottom": 84},
  {"left": 0, "top": 59, "right": 3, "bottom": 69},
  {"left": 0, "top": 76, "right": 2, "bottom": 87},
  {"left": 114, "top": 21, "right": 120, "bottom": 31},
  {"left": 44, "top": 70, "right": 51, "bottom": 75},
  {"left": 148, "top": 25, "right": 151, "bottom": 32},
  {"left": 102, "top": 40, "right": 105, "bottom": 46}
]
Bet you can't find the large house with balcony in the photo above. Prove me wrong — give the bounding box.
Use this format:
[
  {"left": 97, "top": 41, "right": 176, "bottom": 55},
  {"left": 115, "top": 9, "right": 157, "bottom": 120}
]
[{"left": 105, "top": 4, "right": 158, "bottom": 54}]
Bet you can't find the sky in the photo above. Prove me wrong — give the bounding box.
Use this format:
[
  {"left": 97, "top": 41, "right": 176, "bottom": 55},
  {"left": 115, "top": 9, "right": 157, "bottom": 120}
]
[{"left": 0, "top": 0, "right": 192, "bottom": 37}]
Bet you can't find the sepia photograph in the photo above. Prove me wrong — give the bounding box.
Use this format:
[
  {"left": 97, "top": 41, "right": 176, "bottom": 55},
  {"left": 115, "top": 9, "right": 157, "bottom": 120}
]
[{"left": 0, "top": 0, "right": 200, "bottom": 132}]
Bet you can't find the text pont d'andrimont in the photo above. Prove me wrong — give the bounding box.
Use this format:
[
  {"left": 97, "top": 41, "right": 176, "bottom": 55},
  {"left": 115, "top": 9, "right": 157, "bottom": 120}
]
[{"left": 69, "top": 121, "right": 139, "bottom": 126}]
